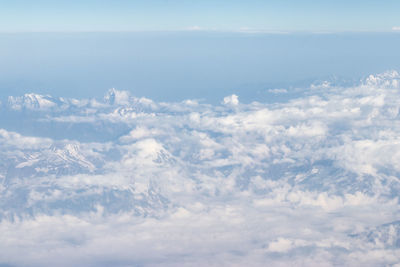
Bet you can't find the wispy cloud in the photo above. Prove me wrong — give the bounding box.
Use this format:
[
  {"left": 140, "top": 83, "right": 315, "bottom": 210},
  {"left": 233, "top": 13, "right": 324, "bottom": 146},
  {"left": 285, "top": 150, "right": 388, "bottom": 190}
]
[
  {"left": 237, "top": 26, "right": 290, "bottom": 34},
  {"left": 185, "top": 25, "right": 204, "bottom": 31}
]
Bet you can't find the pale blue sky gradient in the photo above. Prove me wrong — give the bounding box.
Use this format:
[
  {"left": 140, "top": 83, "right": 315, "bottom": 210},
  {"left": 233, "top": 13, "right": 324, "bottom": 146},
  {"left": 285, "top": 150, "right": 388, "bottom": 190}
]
[
  {"left": 1, "top": 1, "right": 400, "bottom": 102},
  {"left": 1, "top": 0, "right": 400, "bottom": 32},
  {"left": 1, "top": 32, "right": 400, "bottom": 102}
]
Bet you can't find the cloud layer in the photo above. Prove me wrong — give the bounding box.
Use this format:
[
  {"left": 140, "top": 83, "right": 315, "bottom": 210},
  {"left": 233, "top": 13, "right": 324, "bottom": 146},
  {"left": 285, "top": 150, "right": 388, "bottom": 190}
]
[{"left": 1, "top": 71, "right": 400, "bottom": 266}]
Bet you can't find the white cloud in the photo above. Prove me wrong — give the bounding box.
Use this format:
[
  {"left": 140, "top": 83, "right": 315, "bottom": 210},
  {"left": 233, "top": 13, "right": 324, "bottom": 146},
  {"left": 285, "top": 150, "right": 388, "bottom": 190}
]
[
  {"left": 0, "top": 128, "right": 53, "bottom": 149},
  {"left": 222, "top": 94, "right": 239, "bottom": 105},
  {"left": 237, "top": 27, "right": 289, "bottom": 34},
  {"left": 310, "top": 80, "right": 331, "bottom": 90},
  {"left": 119, "top": 126, "right": 160, "bottom": 142},
  {"left": 1, "top": 70, "right": 400, "bottom": 266},
  {"left": 268, "top": 88, "right": 288, "bottom": 94},
  {"left": 186, "top": 26, "right": 204, "bottom": 31}
]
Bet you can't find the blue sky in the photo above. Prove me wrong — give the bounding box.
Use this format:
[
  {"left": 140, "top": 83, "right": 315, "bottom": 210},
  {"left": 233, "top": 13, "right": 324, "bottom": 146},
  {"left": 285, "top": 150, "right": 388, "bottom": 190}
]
[
  {"left": 1, "top": 1, "right": 400, "bottom": 102},
  {"left": 1, "top": 0, "right": 400, "bottom": 32},
  {"left": 1, "top": 32, "right": 400, "bottom": 102}
]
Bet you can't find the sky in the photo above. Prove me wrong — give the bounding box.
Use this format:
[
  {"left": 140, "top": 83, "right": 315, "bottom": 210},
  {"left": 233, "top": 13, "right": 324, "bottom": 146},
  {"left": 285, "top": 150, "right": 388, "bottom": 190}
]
[
  {"left": 1, "top": 32, "right": 400, "bottom": 102},
  {"left": 0, "top": 0, "right": 400, "bottom": 33},
  {"left": 0, "top": 1, "right": 400, "bottom": 102},
  {"left": 1, "top": 2, "right": 400, "bottom": 266}
]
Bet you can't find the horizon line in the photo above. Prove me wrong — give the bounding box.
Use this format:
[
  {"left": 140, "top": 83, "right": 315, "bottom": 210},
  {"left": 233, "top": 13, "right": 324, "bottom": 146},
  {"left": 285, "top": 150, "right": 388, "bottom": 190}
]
[{"left": 0, "top": 29, "right": 399, "bottom": 35}]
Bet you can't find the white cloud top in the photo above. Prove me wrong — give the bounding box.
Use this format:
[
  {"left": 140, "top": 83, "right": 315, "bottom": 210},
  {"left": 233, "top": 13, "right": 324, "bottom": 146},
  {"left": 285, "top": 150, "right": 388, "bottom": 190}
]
[
  {"left": 223, "top": 94, "right": 239, "bottom": 105},
  {"left": 0, "top": 71, "right": 400, "bottom": 266}
]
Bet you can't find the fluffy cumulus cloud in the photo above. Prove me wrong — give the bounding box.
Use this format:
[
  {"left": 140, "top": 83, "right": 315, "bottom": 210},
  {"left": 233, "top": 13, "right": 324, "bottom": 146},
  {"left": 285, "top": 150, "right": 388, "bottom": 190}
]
[
  {"left": 223, "top": 94, "right": 239, "bottom": 105},
  {"left": 0, "top": 71, "right": 400, "bottom": 266}
]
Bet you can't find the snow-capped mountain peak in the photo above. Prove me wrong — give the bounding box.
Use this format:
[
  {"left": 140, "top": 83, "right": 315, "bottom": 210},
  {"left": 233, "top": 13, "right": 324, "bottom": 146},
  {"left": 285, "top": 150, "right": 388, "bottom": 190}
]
[
  {"left": 8, "top": 93, "right": 58, "bottom": 111},
  {"left": 104, "top": 88, "right": 131, "bottom": 106}
]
